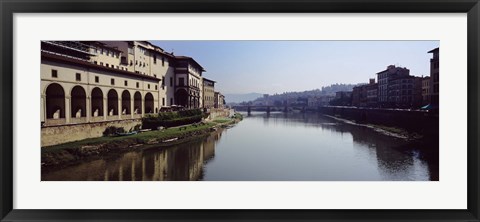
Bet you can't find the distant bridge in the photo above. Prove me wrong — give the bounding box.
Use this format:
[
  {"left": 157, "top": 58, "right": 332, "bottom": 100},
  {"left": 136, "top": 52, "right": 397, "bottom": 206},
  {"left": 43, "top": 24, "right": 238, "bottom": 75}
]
[{"left": 232, "top": 105, "right": 307, "bottom": 115}]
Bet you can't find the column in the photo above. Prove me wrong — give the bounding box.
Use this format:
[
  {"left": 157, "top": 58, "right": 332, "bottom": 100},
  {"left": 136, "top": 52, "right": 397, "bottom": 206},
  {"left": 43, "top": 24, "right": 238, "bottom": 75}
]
[
  {"left": 65, "top": 96, "right": 71, "bottom": 124},
  {"left": 103, "top": 97, "right": 107, "bottom": 121},
  {"left": 118, "top": 97, "right": 122, "bottom": 120},
  {"left": 130, "top": 95, "right": 134, "bottom": 119},
  {"left": 141, "top": 96, "right": 145, "bottom": 117},
  {"left": 86, "top": 96, "right": 91, "bottom": 122},
  {"left": 41, "top": 95, "right": 46, "bottom": 123}
]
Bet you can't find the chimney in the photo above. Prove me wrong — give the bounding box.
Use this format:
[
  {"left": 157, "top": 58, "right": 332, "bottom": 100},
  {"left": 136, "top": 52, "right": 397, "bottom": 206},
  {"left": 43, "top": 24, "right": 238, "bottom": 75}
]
[{"left": 369, "top": 78, "right": 375, "bottom": 84}]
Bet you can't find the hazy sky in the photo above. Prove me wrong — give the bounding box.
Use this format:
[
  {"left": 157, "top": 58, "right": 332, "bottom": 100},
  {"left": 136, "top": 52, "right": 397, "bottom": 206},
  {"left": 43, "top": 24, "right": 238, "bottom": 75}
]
[{"left": 151, "top": 41, "right": 439, "bottom": 94}]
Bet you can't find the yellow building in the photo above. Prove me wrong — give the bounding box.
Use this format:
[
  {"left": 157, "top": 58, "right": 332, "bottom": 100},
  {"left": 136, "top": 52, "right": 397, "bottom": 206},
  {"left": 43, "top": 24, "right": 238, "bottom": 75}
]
[
  {"left": 41, "top": 41, "right": 161, "bottom": 126},
  {"left": 41, "top": 41, "right": 223, "bottom": 128},
  {"left": 203, "top": 78, "right": 216, "bottom": 109}
]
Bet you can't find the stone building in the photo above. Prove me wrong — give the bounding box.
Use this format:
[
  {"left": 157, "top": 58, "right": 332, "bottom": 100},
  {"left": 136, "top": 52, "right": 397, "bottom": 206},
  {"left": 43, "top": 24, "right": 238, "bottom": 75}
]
[
  {"left": 352, "top": 84, "right": 368, "bottom": 107},
  {"left": 203, "top": 78, "right": 216, "bottom": 109},
  {"left": 41, "top": 41, "right": 221, "bottom": 127},
  {"left": 428, "top": 48, "right": 439, "bottom": 105},
  {"left": 422, "top": 76, "right": 431, "bottom": 106},
  {"left": 366, "top": 78, "right": 378, "bottom": 107},
  {"left": 41, "top": 41, "right": 161, "bottom": 126},
  {"left": 376, "top": 65, "right": 410, "bottom": 106},
  {"left": 100, "top": 41, "right": 176, "bottom": 107},
  {"left": 387, "top": 75, "right": 423, "bottom": 108},
  {"left": 174, "top": 56, "right": 205, "bottom": 109},
  {"left": 214, "top": 92, "right": 225, "bottom": 109}
]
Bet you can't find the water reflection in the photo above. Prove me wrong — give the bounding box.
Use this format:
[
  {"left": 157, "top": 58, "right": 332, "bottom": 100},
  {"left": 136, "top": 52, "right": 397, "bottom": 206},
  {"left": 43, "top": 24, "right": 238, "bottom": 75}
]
[{"left": 42, "top": 111, "right": 438, "bottom": 181}]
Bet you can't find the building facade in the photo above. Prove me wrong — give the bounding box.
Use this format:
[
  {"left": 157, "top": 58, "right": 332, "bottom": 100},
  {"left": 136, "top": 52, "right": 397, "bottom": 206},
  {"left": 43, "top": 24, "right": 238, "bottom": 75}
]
[
  {"left": 352, "top": 84, "right": 368, "bottom": 107},
  {"left": 174, "top": 56, "right": 205, "bottom": 109},
  {"left": 214, "top": 92, "right": 225, "bottom": 109},
  {"left": 376, "top": 65, "right": 410, "bottom": 106},
  {"left": 203, "top": 78, "right": 216, "bottom": 109},
  {"left": 429, "top": 48, "right": 439, "bottom": 105},
  {"left": 366, "top": 78, "right": 378, "bottom": 107},
  {"left": 422, "top": 76, "right": 431, "bottom": 106},
  {"left": 41, "top": 41, "right": 161, "bottom": 126},
  {"left": 41, "top": 41, "right": 224, "bottom": 127},
  {"left": 387, "top": 75, "right": 423, "bottom": 108}
]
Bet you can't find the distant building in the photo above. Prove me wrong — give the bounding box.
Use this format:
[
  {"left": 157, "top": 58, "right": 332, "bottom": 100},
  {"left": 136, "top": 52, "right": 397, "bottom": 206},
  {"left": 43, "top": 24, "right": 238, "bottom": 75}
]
[
  {"left": 422, "top": 76, "right": 431, "bottom": 106},
  {"left": 366, "top": 78, "right": 378, "bottom": 107},
  {"left": 214, "top": 91, "right": 225, "bottom": 109},
  {"left": 387, "top": 75, "right": 423, "bottom": 108},
  {"left": 203, "top": 78, "right": 215, "bottom": 109},
  {"left": 330, "top": 91, "right": 352, "bottom": 106},
  {"left": 376, "top": 65, "right": 410, "bottom": 106},
  {"left": 352, "top": 84, "right": 368, "bottom": 107},
  {"left": 429, "top": 48, "right": 439, "bottom": 105},
  {"left": 335, "top": 91, "right": 352, "bottom": 100}
]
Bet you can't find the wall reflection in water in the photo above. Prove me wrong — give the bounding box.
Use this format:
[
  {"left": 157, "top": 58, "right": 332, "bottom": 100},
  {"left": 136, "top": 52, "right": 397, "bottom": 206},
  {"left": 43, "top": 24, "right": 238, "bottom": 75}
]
[{"left": 42, "top": 130, "right": 224, "bottom": 181}]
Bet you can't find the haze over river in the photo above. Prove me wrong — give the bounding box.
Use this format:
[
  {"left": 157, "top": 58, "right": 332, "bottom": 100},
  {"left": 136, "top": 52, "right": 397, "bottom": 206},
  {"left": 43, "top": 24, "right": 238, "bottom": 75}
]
[{"left": 42, "top": 112, "right": 439, "bottom": 181}]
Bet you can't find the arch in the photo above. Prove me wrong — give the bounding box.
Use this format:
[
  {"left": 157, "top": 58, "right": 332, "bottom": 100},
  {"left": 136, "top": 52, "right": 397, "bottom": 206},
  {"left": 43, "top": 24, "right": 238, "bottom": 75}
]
[
  {"left": 71, "top": 85, "right": 86, "bottom": 118},
  {"left": 91, "top": 87, "right": 103, "bottom": 117},
  {"left": 133, "top": 91, "right": 142, "bottom": 114},
  {"left": 144, "top": 93, "right": 154, "bottom": 114},
  {"left": 45, "top": 83, "right": 65, "bottom": 119},
  {"left": 175, "top": 89, "right": 188, "bottom": 107},
  {"left": 121, "top": 90, "right": 131, "bottom": 115},
  {"left": 107, "top": 89, "right": 118, "bottom": 116}
]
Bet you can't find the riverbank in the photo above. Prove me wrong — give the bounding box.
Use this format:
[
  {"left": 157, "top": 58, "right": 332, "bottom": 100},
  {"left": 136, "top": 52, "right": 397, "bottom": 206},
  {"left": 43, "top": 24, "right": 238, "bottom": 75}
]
[
  {"left": 42, "top": 114, "right": 242, "bottom": 168},
  {"left": 324, "top": 114, "right": 423, "bottom": 141}
]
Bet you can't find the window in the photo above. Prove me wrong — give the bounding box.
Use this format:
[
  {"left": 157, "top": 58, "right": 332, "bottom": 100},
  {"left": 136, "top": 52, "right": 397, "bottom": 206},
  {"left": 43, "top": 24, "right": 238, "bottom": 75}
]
[
  {"left": 95, "top": 76, "right": 99, "bottom": 83},
  {"left": 130, "top": 60, "right": 133, "bottom": 66},
  {"left": 136, "top": 82, "right": 139, "bottom": 88},
  {"left": 179, "top": 77, "right": 184, "bottom": 86},
  {"left": 106, "top": 63, "right": 109, "bottom": 67},
  {"left": 51, "top": 69, "right": 58, "bottom": 78},
  {"left": 100, "top": 62, "right": 103, "bottom": 66},
  {"left": 162, "top": 98, "right": 165, "bottom": 106},
  {"left": 148, "top": 84, "right": 150, "bottom": 89},
  {"left": 170, "top": 98, "right": 173, "bottom": 105},
  {"left": 76, "top": 73, "right": 81, "bottom": 81},
  {"left": 153, "top": 55, "right": 157, "bottom": 64},
  {"left": 124, "top": 80, "right": 128, "bottom": 86},
  {"left": 111, "top": 65, "right": 114, "bottom": 68},
  {"left": 170, "top": 77, "right": 173, "bottom": 87},
  {"left": 162, "top": 57, "right": 165, "bottom": 66},
  {"left": 111, "top": 78, "right": 115, "bottom": 85},
  {"left": 93, "top": 61, "right": 97, "bottom": 65},
  {"left": 155, "top": 85, "right": 158, "bottom": 90},
  {"left": 162, "top": 77, "right": 165, "bottom": 86},
  {"left": 136, "top": 61, "right": 138, "bottom": 65}
]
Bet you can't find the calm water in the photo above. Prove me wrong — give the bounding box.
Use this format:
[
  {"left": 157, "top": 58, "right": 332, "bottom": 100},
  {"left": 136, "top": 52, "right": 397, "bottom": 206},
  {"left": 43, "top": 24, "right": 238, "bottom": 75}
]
[{"left": 42, "top": 112, "right": 439, "bottom": 181}]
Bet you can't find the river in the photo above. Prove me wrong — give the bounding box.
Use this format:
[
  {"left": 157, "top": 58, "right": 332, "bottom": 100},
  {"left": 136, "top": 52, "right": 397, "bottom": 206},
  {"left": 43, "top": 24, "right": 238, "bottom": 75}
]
[{"left": 42, "top": 112, "right": 439, "bottom": 181}]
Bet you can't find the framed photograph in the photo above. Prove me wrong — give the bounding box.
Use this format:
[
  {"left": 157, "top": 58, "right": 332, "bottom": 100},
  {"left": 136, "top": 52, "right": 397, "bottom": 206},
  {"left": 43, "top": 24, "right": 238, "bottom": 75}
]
[{"left": 1, "top": 0, "right": 479, "bottom": 221}]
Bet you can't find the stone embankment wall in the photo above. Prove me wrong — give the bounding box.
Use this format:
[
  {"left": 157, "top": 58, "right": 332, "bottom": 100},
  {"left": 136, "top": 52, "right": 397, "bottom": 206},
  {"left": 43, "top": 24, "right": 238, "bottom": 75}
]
[
  {"left": 42, "top": 119, "right": 142, "bottom": 147},
  {"left": 318, "top": 106, "right": 439, "bottom": 136},
  {"left": 207, "top": 108, "right": 234, "bottom": 120}
]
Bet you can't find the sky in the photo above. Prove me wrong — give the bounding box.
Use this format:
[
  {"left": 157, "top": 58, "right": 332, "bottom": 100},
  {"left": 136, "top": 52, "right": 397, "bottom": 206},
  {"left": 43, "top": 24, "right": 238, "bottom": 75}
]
[{"left": 151, "top": 41, "right": 439, "bottom": 95}]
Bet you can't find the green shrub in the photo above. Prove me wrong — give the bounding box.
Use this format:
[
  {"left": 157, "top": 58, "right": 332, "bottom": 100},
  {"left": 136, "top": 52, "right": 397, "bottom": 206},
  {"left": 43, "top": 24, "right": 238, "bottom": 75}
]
[
  {"left": 103, "top": 126, "right": 126, "bottom": 136},
  {"left": 141, "top": 109, "right": 204, "bottom": 130}
]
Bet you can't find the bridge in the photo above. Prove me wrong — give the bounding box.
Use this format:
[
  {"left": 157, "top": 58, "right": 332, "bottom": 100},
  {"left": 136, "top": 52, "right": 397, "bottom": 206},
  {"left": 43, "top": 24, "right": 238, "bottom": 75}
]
[{"left": 232, "top": 105, "right": 307, "bottom": 115}]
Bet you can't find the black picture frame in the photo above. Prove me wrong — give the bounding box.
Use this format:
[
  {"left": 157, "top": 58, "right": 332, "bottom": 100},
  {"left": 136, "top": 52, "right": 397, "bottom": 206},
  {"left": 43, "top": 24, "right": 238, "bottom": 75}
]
[{"left": 1, "top": 0, "right": 479, "bottom": 221}]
